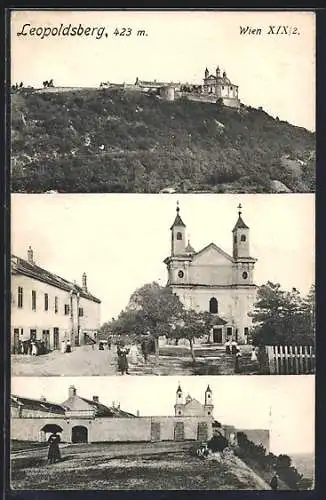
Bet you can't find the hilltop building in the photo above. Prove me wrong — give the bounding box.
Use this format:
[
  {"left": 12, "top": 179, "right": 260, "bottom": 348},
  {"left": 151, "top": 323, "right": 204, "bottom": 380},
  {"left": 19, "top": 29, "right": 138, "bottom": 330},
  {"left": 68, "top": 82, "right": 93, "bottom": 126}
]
[
  {"left": 203, "top": 66, "right": 240, "bottom": 108},
  {"left": 11, "top": 384, "right": 269, "bottom": 451},
  {"left": 164, "top": 203, "right": 257, "bottom": 344},
  {"left": 11, "top": 247, "right": 101, "bottom": 353}
]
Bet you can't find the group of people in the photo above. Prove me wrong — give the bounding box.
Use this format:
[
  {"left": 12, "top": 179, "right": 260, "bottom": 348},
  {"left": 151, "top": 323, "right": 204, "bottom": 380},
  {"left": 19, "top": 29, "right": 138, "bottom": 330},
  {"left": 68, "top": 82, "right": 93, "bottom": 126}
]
[
  {"left": 61, "top": 340, "right": 72, "bottom": 353},
  {"left": 17, "top": 339, "right": 47, "bottom": 356},
  {"left": 115, "top": 332, "right": 154, "bottom": 375}
]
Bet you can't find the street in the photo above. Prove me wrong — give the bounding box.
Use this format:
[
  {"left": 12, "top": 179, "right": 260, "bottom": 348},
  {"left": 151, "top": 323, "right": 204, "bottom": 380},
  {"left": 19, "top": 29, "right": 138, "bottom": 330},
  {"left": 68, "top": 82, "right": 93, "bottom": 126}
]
[{"left": 11, "top": 344, "right": 258, "bottom": 377}]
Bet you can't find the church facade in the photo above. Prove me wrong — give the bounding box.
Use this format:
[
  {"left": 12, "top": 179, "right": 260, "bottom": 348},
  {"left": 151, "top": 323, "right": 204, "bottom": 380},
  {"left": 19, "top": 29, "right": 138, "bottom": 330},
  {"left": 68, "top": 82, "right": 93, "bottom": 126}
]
[{"left": 164, "top": 204, "right": 258, "bottom": 344}]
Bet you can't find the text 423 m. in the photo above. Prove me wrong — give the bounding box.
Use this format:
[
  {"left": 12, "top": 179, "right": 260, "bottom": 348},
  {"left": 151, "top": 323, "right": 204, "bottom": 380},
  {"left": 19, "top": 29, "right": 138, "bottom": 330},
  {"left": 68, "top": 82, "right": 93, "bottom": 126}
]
[{"left": 113, "top": 27, "right": 148, "bottom": 37}]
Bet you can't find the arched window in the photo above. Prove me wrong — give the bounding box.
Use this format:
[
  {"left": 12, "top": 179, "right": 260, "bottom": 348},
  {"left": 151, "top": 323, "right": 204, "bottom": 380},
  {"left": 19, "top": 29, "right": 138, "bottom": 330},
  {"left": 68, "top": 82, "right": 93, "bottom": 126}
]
[
  {"left": 176, "top": 232, "right": 182, "bottom": 240},
  {"left": 241, "top": 235, "right": 246, "bottom": 242},
  {"left": 209, "top": 297, "right": 218, "bottom": 314}
]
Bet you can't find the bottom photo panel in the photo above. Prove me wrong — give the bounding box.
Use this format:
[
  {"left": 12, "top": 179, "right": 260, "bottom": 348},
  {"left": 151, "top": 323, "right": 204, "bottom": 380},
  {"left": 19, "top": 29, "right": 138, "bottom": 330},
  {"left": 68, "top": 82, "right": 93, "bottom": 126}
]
[{"left": 10, "top": 375, "right": 314, "bottom": 491}]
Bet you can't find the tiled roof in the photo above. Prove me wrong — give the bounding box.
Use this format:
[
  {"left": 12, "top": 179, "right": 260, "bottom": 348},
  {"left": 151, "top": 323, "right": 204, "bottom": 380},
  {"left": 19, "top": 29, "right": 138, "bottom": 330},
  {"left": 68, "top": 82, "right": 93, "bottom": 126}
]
[
  {"left": 11, "top": 255, "right": 101, "bottom": 304},
  {"left": 232, "top": 215, "right": 249, "bottom": 231},
  {"left": 11, "top": 395, "right": 65, "bottom": 415}
]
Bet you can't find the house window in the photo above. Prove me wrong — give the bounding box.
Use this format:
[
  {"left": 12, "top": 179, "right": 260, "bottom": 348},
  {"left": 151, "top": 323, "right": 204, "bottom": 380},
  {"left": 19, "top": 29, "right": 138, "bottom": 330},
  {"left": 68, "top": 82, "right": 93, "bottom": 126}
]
[
  {"left": 176, "top": 232, "right": 182, "bottom": 240},
  {"left": 78, "top": 307, "right": 84, "bottom": 317},
  {"left": 227, "top": 327, "right": 233, "bottom": 336},
  {"left": 64, "top": 304, "right": 70, "bottom": 315},
  {"left": 209, "top": 297, "right": 218, "bottom": 314},
  {"left": 54, "top": 296, "right": 58, "bottom": 314},
  {"left": 241, "top": 235, "right": 246, "bottom": 242},
  {"left": 208, "top": 411, "right": 211, "bottom": 415},
  {"left": 242, "top": 272, "right": 248, "bottom": 279},
  {"left": 44, "top": 293, "right": 49, "bottom": 311},
  {"left": 31, "top": 290, "right": 36, "bottom": 311},
  {"left": 244, "top": 327, "right": 249, "bottom": 336},
  {"left": 178, "top": 270, "right": 184, "bottom": 278},
  {"left": 230, "top": 86, "right": 233, "bottom": 90},
  {"left": 17, "top": 287, "right": 23, "bottom": 308}
]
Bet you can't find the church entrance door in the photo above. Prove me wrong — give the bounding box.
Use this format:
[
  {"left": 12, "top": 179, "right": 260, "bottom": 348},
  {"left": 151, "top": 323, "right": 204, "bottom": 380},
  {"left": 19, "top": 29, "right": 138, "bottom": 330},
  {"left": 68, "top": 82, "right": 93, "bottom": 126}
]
[
  {"left": 197, "top": 422, "right": 208, "bottom": 441},
  {"left": 213, "top": 328, "right": 223, "bottom": 344}
]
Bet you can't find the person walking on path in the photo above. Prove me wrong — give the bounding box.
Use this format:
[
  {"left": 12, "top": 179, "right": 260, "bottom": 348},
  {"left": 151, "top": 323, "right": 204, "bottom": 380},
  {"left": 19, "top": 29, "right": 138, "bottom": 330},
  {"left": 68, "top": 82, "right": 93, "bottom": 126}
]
[
  {"left": 231, "top": 339, "right": 238, "bottom": 355},
  {"left": 31, "top": 341, "right": 38, "bottom": 356},
  {"left": 270, "top": 474, "right": 278, "bottom": 491},
  {"left": 117, "top": 341, "right": 130, "bottom": 375},
  {"left": 47, "top": 433, "right": 61, "bottom": 464},
  {"left": 140, "top": 332, "right": 151, "bottom": 364},
  {"left": 251, "top": 346, "right": 258, "bottom": 362},
  {"left": 234, "top": 347, "right": 242, "bottom": 373},
  {"left": 224, "top": 339, "right": 231, "bottom": 355}
]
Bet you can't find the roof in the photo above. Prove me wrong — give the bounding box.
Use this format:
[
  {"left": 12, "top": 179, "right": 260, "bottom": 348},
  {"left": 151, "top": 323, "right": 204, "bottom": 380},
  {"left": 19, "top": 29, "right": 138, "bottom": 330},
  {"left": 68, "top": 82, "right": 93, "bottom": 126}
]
[
  {"left": 11, "top": 255, "right": 101, "bottom": 304},
  {"left": 192, "top": 242, "right": 233, "bottom": 263},
  {"left": 61, "top": 394, "right": 135, "bottom": 418},
  {"left": 211, "top": 316, "right": 228, "bottom": 326},
  {"left": 232, "top": 215, "right": 249, "bottom": 231},
  {"left": 185, "top": 241, "right": 195, "bottom": 253},
  {"left": 170, "top": 213, "right": 186, "bottom": 229},
  {"left": 204, "top": 74, "right": 237, "bottom": 87},
  {"left": 11, "top": 395, "right": 65, "bottom": 415}
]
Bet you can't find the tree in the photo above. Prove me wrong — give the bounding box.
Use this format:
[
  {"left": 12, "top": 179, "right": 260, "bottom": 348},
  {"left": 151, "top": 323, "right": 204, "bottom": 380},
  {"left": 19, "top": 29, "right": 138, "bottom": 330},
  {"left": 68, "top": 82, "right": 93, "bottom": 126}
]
[
  {"left": 168, "top": 309, "right": 207, "bottom": 363},
  {"left": 125, "top": 282, "right": 184, "bottom": 363},
  {"left": 250, "top": 281, "right": 315, "bottom": 346}
]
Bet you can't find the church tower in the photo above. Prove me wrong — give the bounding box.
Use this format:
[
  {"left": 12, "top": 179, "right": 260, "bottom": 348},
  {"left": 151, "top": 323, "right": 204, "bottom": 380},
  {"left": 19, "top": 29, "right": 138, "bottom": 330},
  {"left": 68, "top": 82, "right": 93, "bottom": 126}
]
[
  {"left": 175, "top": 384, "right": 184, "bottom": 416},
  {"left": 232, "top": 204, "right": 250, "bottom": 259},
  {"left": 204, "top": 385, "right": 214, "bottom": 417},
  {"left": 170, "top": 201, "right": 186, "bottom": 256},
  {"left": 232, "top": 204, "right": 257, "bottom": 286}
]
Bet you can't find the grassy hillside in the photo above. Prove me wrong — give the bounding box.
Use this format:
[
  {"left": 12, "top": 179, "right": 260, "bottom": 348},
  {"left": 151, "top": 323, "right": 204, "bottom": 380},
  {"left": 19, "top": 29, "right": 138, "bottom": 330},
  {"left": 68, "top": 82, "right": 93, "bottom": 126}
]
[{"left": 11, "top": 88, "right": 315, "bottom": 193}]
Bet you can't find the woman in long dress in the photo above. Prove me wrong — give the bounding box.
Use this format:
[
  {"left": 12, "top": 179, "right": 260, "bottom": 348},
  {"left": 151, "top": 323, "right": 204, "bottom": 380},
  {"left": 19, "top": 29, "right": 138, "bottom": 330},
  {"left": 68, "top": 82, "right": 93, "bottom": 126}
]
[
  {"left": 31, "top": 341, "right": 38, "bottom": 356},
  {"left": 251, "top": 347, "right": 258, "bottom": 362},
  {"left": 117, "top": 342, "right": 130, "bottom": 375},
  {"left": 47, "top": 433, "right": 61, "bottom": 464}
]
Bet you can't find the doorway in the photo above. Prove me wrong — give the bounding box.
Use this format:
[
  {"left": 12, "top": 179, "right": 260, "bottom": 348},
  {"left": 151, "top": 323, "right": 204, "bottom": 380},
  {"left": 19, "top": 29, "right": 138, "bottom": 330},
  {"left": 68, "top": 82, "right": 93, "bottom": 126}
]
[
  {"left": 42, "top": 330, "right": 50, "bottom": 350},
  {"left": 30, "top": 329, "right": 37, "bottom": 341},
  {"left": 13, "top": 329, "right": 20, "bottom": 354},
  {"left": 72, "top": 426, "right": 88, "bottom": 443},
  {"left": 212, "top": 327, "right": 223, "bottom": 344},
  {"left": 53, "top": 328, "right": 59, "bottom": 350},
  {"left": 174, "top": 421, "right": 185, "bottom": 441},
  {"left": 197, "top": 422, "right": 208, "bottom": 441}
]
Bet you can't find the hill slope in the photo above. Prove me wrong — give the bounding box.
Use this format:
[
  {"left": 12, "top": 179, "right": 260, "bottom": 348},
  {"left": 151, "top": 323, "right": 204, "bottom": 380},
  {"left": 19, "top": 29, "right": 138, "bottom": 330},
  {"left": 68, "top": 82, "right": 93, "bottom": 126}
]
[{"left": 11, "top": 88, "right": 315, "bottom": 193}]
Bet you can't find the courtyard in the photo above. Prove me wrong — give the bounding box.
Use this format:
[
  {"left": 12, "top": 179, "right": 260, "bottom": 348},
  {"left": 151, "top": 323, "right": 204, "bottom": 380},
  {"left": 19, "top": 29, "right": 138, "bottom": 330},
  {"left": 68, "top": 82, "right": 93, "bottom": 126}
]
[
  {"left": 11, "top": 441, "right": 270, "bottom": 490},
  {"left": 11, "top": 344, "right": 259, "bottom": 376}
]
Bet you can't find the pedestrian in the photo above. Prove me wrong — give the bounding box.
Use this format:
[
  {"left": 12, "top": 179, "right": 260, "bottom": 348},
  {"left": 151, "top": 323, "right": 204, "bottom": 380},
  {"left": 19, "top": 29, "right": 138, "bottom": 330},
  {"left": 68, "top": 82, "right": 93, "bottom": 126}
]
[
  {"left": 141, "top": 332, "right": 151, "bottom": 363},
  {"left": 234, "top": 348, "right": 241, "bottom": 373},
  {"left": 231, "top": 339, "right": 238, "bottom": 355},
  {"left": 251, "top": 346, "right": 258, "bottom": 362},
  {"left": 61, "top": 339, "right": 66, "bottom": 354},
  {"left": 107, "top": 335, "right": 112, "bottom": 350},
  {"left": 224, "top": 339, "right": 231, "bottom": 354},
  {"left": 117, "top": 341, "right": 130, "bottom": 375},
  {"left": 31, "top": 341, "right": 38, "bottom": 356},
  {"left": 99, "top": 341, "right": 104, "bottom": 350},
  {"left": 47, "top": 433, "right": 61, "bottom": 464},
  {"left": 270, "top": 474, "right": 278, "bottom": 491},
  {"left": 19, "top": 341, "right": 24, "bottom": 355},
  {"left": 66, "top": 340, "right": 71, "bottom": 353}
]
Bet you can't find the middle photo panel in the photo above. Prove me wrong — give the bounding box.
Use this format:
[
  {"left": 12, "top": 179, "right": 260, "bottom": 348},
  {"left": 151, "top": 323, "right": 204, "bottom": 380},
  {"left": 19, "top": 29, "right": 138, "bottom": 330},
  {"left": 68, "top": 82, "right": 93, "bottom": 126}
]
[{"left": 11, "top": 193, "right": 315, "bottom": 377}]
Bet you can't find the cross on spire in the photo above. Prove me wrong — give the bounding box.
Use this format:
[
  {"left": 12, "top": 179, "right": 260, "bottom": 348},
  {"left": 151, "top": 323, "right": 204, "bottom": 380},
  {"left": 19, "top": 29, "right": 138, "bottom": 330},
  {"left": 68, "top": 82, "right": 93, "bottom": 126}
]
[
  {"left": 237, "top": 203, "right": 242, "bottom": 216},
  {"left": 176, "top": 200, "right": 180, "bottom": 214}
]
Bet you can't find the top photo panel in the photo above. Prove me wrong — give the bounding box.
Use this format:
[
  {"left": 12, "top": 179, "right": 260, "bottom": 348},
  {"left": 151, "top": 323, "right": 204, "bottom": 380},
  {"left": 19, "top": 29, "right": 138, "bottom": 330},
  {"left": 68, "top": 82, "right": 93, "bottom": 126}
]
[{"left": 10, "top": 10, "right": 315, "bottom": 194}]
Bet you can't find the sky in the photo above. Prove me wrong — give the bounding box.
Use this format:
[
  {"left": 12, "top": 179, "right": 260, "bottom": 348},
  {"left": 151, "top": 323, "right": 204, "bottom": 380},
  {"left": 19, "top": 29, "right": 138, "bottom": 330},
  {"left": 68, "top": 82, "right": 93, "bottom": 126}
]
[
  {"left": 11, "top": 193, "right": 315, "bottom": 324},
  {"left": 11, "top": 375, "right": 315, "bottom": 455},
  {"left": 10, "top": 10, "right": 315, "bottom": 130}
]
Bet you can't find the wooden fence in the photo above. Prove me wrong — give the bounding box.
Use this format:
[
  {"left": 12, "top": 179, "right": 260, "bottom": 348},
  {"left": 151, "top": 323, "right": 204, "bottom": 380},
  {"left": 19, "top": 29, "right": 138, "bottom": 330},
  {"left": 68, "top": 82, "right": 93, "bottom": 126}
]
[{"left": 265, "top": 345, "right": 315, "bottom": 375}]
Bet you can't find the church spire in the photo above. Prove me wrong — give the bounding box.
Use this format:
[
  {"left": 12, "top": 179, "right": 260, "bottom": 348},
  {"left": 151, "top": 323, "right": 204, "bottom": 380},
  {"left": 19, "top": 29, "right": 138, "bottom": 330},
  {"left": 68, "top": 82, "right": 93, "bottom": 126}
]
[
  {"left": 232, "top": 203, "right": 249, "bottom": 232},
  {"left": 170, "top": 201, "right": 186, "bottom": 230}
]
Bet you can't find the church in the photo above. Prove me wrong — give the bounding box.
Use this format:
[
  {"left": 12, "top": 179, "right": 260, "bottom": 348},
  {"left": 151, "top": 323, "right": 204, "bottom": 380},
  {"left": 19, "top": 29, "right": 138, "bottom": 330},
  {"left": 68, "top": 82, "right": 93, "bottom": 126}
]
[
  {"left": 203, "top": 66, "right": 240, "bottom": 108},
  {"left": 164, "top": 203, "right": 258, "bottom": 344}
]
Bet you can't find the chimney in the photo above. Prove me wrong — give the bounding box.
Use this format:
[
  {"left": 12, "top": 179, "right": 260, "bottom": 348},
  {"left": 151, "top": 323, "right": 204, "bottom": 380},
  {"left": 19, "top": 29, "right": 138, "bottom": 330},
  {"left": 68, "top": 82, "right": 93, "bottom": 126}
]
[
  {"left": 112, "top": 401, "right": 115, "bottom": 408},
  {"left": 136, "top": 410, "right": 140, "bottom": 417},
  {"left": 68, "top": 385, "right": 76, "bottom": 398},
  {"left": 82, "top": 272, "right": 88, "bottom": 292},
  {"left": 27, "top": 246, "right": 34, "bottom": 264},
  {"left": 93, "top": 395, "right": 99, "bottom": 403}
]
